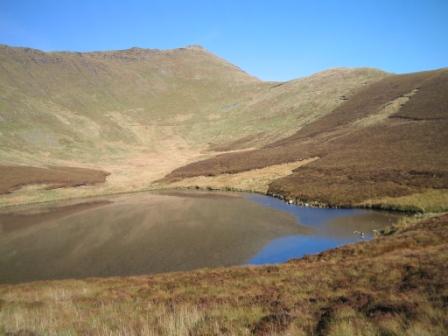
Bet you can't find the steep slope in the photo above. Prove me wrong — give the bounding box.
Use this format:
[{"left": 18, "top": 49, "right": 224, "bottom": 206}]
[
  {"left": 0, "top": 45, "right": 386, "bottom": 161},
  {"left": 166, "top": 69, "right": 448, "bottom": 211},
  {"left": 0, "top": 44, "right": 261, "bottom": 162},
  {"left": 207, "top": 67, "right": 387, "bottom": 150},
  {"left": 0, "top": 45, "right": 387, "bottom": 206}
]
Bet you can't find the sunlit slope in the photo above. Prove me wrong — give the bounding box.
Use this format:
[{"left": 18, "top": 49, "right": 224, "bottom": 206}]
[
  {"left": 207, "top": 67, "right": 388, "bottom": 150},
  {"left": 0, "top": 44, "right": 260, "bottom": 162},
  {"left": 166, "top": 69, "right": 448, "bottom": 211},
  {"left": 0, "top": 45, "right": 386, "bottom": 163},
  {"left": 0, "top": 44, "right": 388, "bottom": 205}
]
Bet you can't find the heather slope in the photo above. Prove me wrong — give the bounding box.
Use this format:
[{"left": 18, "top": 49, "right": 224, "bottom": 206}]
[{"left": 165, "top": 69, "right": 448, "bottom": 212}]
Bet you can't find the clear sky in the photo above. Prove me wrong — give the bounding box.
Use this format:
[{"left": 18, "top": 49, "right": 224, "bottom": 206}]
[{"left": 1, "top": 0, "right": 447, "bottom": 81}]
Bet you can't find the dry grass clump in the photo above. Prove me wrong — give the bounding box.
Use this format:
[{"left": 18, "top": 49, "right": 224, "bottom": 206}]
[
  {"left": 1, "top": 214, "right": 447, "bottom": 335},
  {"left": 1, "top": 301, "right": 206, "bottom": 336}
]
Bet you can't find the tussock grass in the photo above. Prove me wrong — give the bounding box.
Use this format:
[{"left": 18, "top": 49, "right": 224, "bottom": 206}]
[{"left": 1, "top": 301, "right": 206, "bottom": 336}]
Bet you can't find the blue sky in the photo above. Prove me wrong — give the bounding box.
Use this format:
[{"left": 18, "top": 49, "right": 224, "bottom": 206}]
[{"left": 1, "top": 0, "right": 447, "bottom": 81}]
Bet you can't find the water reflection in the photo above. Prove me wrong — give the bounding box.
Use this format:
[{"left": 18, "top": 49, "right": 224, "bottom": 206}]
[
  {"left": 247, "top": 194, "right": 364, "bottom": 226},
  {"left": 246, "top": 194, "right": 401, "bottom": 264},
  {"left": 0, "top": 191, "right": 305, "bottom": 284},
  {"left": 0, "top": 191, "right": 402, "bottom": 284},
  {"left": 249, "top": 235, "right": 353, "bottom": 264}
]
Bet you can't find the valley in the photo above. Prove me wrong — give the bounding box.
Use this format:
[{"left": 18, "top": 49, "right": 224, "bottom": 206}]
[
  {"left": 0, "top": 44, "right": 389, "bottom": 208},
  {"left": 0, "top": 44, "right": 447, "bottom": 336}
]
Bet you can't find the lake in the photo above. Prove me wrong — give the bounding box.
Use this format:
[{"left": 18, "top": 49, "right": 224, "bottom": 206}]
[{"left": 0, "top": 190, "right": 402, "bottom": 283}]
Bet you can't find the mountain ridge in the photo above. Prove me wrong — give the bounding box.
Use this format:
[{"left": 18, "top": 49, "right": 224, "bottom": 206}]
[{"left": 3, "top": 43, "right": 444, "bottom": 211}]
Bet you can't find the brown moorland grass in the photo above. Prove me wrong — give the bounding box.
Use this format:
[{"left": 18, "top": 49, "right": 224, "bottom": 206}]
[
  {"left": 0, "top": 214, "right": 447, "bottom": 335},
  {"left": 165, "top": 69, "right": 448, "bottom": 210},
  {"left": 268, "top": 167, "right": 448, "bottom": 210},
  {"left": 0, "top": 166, "right": 109, "bottom": 195}
]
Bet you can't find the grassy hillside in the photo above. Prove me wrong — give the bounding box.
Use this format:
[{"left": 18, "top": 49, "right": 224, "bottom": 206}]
[
  {"left": 1, "top": 214, "right": 446, "bottom": 335},
  {"left": 0, "top": 44, "right": 260, "bottom": 161},
  {"left": 165, "top": 69, "right": 448, "bottom": 212},
  {"left": 0, "top": 45, "right": 386, "bottom": 206}
]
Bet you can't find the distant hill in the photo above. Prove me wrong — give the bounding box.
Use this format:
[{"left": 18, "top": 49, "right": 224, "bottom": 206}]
[{"left": 0, "top": 44, "right": 387, "bottom": 206}]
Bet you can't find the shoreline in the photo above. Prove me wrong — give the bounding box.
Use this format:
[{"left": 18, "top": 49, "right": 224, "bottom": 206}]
[
  {"left": 0, "top": 183, "right": 426, "bottom": 215},
  {"left": 0, "top": 187, "right": 428, "bottom": 287}
]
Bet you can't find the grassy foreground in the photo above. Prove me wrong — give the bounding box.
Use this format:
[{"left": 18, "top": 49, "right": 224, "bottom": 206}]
[{"left": 1, "top": 214, "right": 447, "bottom": 335}]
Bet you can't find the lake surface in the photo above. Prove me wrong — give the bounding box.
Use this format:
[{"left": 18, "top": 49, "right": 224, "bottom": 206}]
[{"left": 0, "top": 190, "right": 402, "bottom": 283}]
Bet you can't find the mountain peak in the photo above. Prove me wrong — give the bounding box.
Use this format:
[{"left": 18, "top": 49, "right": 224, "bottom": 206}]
[{"left": 185, "top": 44, "right": 206, "bottom": 50}]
